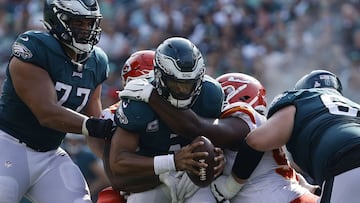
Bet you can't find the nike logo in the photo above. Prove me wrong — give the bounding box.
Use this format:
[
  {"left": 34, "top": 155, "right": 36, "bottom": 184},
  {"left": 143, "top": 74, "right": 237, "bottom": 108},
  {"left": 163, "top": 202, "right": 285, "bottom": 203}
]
[
  {"left": 20, "top": 36, "right": 29, "bottom": 41},
  {"left": 122, "top": 101, "right": 128, "bottom": 108}
]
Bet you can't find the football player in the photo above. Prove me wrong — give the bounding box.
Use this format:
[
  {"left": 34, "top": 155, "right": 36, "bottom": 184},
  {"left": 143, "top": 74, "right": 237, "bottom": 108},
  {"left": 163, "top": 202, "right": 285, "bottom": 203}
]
[
  {"left": 109, "top": 37, "right": 225, "bottom": 203},
  {"left": 120, "top": 72, "right": 320, "bottom": 202},
  {"left": 98, "top": 50, "right": 155, "bottom": 203},
  {"left": 211, "top": 73, "right": 319, "bottom": 202},
  {"left": 0, "top": 1, "right": 114, "bottom": 202},
  {"left": 225, "top": 69, "right": 360, "bottom": 203}
]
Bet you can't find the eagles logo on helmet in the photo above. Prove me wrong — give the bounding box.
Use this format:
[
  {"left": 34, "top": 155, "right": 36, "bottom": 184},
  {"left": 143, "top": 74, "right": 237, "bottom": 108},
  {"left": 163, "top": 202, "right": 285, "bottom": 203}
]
[
  {"left": 154, "top": 37, "right": 206, "bottom": 109},
  {"left": 43, "top": 0, "right": 103, "bottom": 63}
]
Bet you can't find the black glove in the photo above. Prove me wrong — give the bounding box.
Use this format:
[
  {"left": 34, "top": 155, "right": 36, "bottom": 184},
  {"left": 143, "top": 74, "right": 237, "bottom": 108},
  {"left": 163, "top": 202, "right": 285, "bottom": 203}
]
[{"left": 86, "top": 117, "right": 115, "bottom": 140}]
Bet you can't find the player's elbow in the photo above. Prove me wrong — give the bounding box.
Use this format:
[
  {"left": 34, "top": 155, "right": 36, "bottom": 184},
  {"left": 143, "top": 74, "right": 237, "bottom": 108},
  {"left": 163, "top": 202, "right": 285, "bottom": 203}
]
[
  {"left": 246, "top": 133, "right": 266, "bottom": 152},
  {"left": 37, "top": 114, "right": 56, "bottom": 128},
  {"left": 34, "top": 105, "right": 61, "bottom": 128},
  {"left": 109, "top": 151, "right": 139, "bottom": 178},
  {"left": 109, "top": 157, "right": 128, "bottom": 176}
]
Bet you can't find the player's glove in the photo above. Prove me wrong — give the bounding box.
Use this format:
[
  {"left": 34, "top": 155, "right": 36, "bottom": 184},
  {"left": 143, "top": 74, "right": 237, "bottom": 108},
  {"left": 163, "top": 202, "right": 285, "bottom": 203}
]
[
  {"left": 176, "top": 171, "right": 199, "bottom": 202},
  {"left": 118, "top": 78, "right": 154, "bottom": 103},
  {"left": 159, "top": 172, "right": 179, "bottom": 203},
  {"left": 211, "top": 175, "right": 243, "bottom": 202},
  {"left": 82, "top": 117, "right": 115, "bottom": 140}
]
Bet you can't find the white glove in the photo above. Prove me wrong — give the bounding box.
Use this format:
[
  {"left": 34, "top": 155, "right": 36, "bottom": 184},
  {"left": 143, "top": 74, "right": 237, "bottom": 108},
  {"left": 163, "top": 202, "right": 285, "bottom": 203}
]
[
  {"left": 211, "top": 175, "right": 243, "bottom": 202},
  {"left": 176, "top": 171, "right": 199, "bottom": 202},
  {"left": 118, "top": 78, "right": 154, "bottom": 102},
  {"left": 159, "top": 172, "right": 179, "bottom": 203}
]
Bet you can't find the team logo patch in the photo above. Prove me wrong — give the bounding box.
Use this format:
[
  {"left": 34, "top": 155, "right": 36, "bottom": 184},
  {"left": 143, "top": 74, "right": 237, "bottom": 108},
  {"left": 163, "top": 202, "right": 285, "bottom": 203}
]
[
  {"left": 12, "top": 42, "right": 33, "bottom": 59},
  {"left": 116, "top": 101, "right": 128, "bottom": 124}
]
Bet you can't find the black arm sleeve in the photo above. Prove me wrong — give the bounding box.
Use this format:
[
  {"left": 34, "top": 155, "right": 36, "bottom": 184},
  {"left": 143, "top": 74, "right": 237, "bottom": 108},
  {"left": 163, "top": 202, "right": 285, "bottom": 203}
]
[{"left": 232, "top": 140, "right": 264, "bottom": 179}]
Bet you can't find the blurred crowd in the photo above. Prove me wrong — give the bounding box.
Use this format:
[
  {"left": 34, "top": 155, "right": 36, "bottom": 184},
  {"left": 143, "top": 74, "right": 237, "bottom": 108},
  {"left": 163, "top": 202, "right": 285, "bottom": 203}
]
[
  {"left": 1, "top": 0, "right": 360, "bottom": 103},
  {"left": 1, "top": 1, "right": 360, "bottom": 202}
]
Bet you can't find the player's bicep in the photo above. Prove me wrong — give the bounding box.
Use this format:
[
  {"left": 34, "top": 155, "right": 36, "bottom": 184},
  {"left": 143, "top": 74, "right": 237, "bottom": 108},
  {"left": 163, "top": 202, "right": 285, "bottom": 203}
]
[
  {"left": 111, "top": 127, "right": 139, "bottom": 152},
  {"left": 246, "top": 105, "right": 295, "bottom": 151},
  {"left": 109, "top": 127, "right": 139, "bottom": 172},
  {"left": 9, "top": 57, "right": 58, "bottom": 117}
]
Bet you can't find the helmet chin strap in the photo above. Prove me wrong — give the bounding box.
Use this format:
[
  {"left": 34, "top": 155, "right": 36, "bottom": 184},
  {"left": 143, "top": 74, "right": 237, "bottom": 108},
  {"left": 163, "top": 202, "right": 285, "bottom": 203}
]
[
  {"left": 168, "top": 94, "right": 193, "bottom": 109},
  {"left": 63, "top": 43, "right": 90, "bottom": 68}
]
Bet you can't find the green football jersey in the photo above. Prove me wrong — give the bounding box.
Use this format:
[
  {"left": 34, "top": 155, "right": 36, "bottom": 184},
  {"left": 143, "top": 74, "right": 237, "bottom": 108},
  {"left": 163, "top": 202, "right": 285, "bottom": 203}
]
[
  {"left": 114, "top": 75, "right": 224, "bottom": 157},
  {"left": 0, "top": 31, "right": 109, "bottom": 151},
  {"left": 268, "top": 88, "right": 360, "bottom": 183}
]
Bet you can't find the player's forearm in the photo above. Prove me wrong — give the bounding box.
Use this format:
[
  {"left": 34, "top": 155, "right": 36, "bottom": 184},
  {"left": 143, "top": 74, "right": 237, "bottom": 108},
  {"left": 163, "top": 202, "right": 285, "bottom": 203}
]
[
  {"left": 36, "top": 104, "right": 88, "bottom": 134},
  {"left": 109, "top": 151, "right": 157, "bottom": 177},
  {"left": 148, "top": 91, "right": 202, "bottom": 139}
]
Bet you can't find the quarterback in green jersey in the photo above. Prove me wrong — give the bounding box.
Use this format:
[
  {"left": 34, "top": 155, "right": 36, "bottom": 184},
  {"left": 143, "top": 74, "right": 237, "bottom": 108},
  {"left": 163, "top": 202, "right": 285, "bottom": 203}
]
[
  {"left": 0, "top": 0, "right": 114, "bottom": 202},
  {"left": 108, "top": 37, "right": 224, "bottom": 203}
]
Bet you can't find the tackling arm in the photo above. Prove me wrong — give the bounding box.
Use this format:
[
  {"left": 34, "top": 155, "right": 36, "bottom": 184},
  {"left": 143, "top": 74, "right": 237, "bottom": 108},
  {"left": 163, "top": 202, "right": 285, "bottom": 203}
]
[{"left": 148, "top": 91, "right": 250, "bottom": 149}]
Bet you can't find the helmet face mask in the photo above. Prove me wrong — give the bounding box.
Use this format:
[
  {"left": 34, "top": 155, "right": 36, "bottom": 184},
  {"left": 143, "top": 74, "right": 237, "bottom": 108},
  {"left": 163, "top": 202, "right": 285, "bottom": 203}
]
[
  {"left": 43, "top": 0, "right": 102, "bottom": 61},
  {"left": 216, "top": 73, "right": 267, "bottom": 115},
  {"left": 154, "top": 37, "right": 205, "bottom": 109},
  {"left": 162, "top": 75, "right": 199, "bottom": 100},
  {"left": 294, "top": 69, "right": 342, "bottom": 94}
]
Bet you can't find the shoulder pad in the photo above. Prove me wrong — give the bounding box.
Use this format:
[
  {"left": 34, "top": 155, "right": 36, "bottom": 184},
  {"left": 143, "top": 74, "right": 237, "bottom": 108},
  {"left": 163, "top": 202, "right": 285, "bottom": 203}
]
[
  {"left": 12, "top": 31, "right": 64, "bottom": 67},
  {"left": 192, "top": 75, "right": 224, "bottom": 118},
  {"left": 221, "top": 102, "right": 257, "bottom": 123},
  {"left": 268, "top": 90, "right": 301, "bottom": 118},
  {"left": 114, "top": 99, "right": 156, "bottom": 132},
  {"left": 86, "top": 46, "right": 110, "bottom": 82}
]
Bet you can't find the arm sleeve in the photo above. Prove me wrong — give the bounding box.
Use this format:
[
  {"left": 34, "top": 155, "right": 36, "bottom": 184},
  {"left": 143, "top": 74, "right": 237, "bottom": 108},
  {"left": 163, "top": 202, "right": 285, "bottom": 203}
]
[{"left": 232, "top": 139, "right": 264, "bottom": 179}]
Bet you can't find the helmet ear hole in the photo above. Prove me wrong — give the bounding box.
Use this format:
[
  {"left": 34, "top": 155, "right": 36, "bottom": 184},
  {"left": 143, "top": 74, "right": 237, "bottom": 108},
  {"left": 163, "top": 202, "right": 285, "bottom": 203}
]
[{"left": 240, "top": 96, "right": 250, "bottom": 102}]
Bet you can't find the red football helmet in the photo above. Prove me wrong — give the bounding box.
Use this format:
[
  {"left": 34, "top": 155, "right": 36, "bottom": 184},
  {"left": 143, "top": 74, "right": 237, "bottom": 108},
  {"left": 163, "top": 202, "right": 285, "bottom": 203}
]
[
  {"left": 216, "top": 73, "right": 267, "bottom": 114},
  {"left": 121, "top": 50, "right": 155, "bottom": 86},
  {"left": 97, "top": 186, "right": 125, "bottom": 203}
]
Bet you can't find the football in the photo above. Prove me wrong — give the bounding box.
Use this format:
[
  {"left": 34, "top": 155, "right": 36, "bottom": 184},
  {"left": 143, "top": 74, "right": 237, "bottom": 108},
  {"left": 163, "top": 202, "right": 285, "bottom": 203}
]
[{"left": 187, "top": 136, "right": 216, "bottom": 187}]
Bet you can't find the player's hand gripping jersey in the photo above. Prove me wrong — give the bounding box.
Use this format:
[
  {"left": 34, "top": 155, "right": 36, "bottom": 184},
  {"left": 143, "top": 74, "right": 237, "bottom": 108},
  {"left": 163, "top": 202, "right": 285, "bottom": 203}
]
[
  {"left": 113, "top": 76, "right": 224, "bottom": 156},
  {"left": 268, "top": 88, "right": 360, "bottom": 185}
]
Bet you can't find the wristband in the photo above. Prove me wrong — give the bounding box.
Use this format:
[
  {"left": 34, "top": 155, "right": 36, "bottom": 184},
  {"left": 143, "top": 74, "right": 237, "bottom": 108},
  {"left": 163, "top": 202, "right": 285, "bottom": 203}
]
[
  {"left": 153, "top": 154, "right": 176, "bottom": 175},
  {"left": 225, "top": 174, "right": 243, "bottom": 194},
  {"left": 82, "top": 118, "right": 89, "bottom": 136}
]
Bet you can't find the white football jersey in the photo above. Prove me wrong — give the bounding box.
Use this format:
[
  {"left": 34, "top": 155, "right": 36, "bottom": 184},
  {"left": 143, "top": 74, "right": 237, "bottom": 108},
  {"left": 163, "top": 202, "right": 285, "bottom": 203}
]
[{"left": 221, "top": 102, "right": 309, "bottom": 203}]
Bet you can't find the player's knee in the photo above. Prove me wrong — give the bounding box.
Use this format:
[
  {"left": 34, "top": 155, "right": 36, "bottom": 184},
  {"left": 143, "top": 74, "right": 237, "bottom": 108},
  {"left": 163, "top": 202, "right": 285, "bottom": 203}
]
[{"left": 0, "top": 176, "right": 20, "bottom": 203}]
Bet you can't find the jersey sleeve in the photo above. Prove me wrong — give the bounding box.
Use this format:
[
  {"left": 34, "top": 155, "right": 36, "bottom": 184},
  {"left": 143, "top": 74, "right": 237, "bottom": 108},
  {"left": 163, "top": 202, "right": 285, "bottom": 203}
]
[
  {"left": 192, "top": 75, "right": 224, "bottom": 118},
  {"left": 221, "top": 102, "right": 266, "bottom": 131},
  {"left": 12, "top": 32, "right": 48, "bottom": 69},
  {"left": 93, "top": 46, "right": 110, "bottom": 84},
  {"left": 113, "top": 99, "right": 155, "bottom": 133},
  {"left": 267, "top": 91, "right": 300, "bottom": 118}
]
